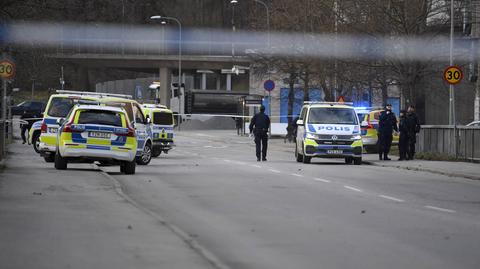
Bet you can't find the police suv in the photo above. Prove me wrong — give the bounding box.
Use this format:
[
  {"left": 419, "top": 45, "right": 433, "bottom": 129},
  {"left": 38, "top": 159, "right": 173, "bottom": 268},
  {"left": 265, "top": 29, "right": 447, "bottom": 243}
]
[
  {"left": 54, "top": 104, "right": 137, "bottom": 174},
  {"left": 295, "top": 102, "right": 363, "bottom": 165}
]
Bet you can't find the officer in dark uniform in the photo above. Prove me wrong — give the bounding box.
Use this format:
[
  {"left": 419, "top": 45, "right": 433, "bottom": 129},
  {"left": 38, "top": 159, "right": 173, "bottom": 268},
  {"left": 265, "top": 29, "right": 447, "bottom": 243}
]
[
  {"left": 378, "top": 104, "right": 398, "bottom": 160},
  {"left": 406, "top": 105, "right": 420, "bottom": 160},
  {"left": 249, "top": 105, "right": 271, "bottom": 161},
  {"left": 397, "top": 110, "right": 409, "bottom": 161}
]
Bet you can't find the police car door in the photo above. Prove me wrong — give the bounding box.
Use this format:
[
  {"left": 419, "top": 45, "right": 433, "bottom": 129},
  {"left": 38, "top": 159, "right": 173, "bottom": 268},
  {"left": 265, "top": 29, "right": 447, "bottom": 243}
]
[
  {"left": 132, "top": 104, "right": 148, "bottom": 155},
  {"left": 296, "top": 107, "right": 308, "bottom": 147}
]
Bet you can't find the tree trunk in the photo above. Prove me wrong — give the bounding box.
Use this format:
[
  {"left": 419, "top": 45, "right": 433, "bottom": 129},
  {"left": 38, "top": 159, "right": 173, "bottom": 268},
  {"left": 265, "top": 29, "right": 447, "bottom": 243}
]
[
  {"left": 303, "top": 72, "right": 310, "bottom": 102},
  {"left": 287, "top": 73, "right": 296, "bottom": 126}
]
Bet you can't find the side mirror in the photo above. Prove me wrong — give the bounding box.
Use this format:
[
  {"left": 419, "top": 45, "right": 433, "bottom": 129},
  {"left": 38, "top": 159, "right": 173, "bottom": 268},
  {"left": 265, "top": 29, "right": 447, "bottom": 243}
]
[
  {"left": 296, "top": 119, "right": 304, "bottom": 126},
  {"left": 361, "top": 121, "right": 368, "bottom": 127},
  {"left": 56, "top": 118, "right": 65, "bottom": 126},
  {"left": 131, "top": 122, "right": 136, "bottom": 129},
  {"left": 146, "top": 117, "right": 151, "bottom": 124}
]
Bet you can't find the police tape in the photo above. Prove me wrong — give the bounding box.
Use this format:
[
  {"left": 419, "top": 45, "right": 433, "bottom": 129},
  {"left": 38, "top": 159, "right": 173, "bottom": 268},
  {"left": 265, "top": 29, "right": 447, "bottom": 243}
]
[{"left": 177, "top": 113, "right": 299, "bottom": 119}]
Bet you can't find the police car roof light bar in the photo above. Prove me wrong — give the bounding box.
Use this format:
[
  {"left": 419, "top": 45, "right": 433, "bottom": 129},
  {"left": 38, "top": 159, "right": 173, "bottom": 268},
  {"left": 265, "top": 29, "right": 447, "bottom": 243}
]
[
  {"left": 56, "top": 90, "right": 133, "bottom": 99},
  {"left": 303, "top": 101, "right": 354, "bottom": 106}
]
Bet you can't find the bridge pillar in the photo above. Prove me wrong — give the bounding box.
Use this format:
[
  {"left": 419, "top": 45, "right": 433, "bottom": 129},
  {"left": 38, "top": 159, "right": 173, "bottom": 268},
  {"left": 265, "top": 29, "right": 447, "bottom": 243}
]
[{"left": 159, "top": 67, "right": 171, "bottom": 107}]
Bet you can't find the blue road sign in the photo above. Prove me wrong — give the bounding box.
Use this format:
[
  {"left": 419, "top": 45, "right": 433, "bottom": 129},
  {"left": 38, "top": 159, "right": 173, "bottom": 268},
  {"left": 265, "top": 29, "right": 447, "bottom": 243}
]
[{"left": 264, "top": 80, "right": 275, "bottom": 92}]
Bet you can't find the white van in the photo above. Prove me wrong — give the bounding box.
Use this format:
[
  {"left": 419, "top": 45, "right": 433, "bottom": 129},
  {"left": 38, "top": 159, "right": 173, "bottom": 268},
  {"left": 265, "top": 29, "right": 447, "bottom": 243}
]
[{"left": 295, "top": 102, "right": 363, "bottom": 165}]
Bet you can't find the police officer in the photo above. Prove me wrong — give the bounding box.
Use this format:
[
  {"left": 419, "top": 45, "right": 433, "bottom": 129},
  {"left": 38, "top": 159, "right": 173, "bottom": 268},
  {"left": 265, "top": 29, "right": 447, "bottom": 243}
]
[
  {"left": 397, "top": 110, "right": 409, "bottom": 161},
  {"left": 406, "top": 105, "right": 420, "bottom": 160},
  {"left": 378, "top": 104, "right": 398, "bottom": 160},
  {"left": 249, "top": 105, "right": 270, "bottom": 161}
]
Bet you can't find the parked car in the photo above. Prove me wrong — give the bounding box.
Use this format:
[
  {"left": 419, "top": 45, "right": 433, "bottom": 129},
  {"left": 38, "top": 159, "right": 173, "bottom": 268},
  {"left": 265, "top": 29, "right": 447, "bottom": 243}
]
[
  {"left": 466, "top": 121, "right": 480, "bottom": 127},
  {"left": 11, "top": 101, "right": 46, "bottom": 116}
]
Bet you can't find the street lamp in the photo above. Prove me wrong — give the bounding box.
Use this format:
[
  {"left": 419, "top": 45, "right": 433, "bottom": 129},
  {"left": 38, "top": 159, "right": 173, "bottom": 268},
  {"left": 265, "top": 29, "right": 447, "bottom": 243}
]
[{"left": 150, "top": 15, "right": 182, "bottom": 128}]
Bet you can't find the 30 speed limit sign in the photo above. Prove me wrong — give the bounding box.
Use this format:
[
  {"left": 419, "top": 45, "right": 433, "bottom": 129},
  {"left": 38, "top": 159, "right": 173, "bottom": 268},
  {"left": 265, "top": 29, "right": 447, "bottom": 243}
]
[
  {"left": 443, "top": 66, "right": 463, "bottom": 85},
  {"left": 0, "top": 60, "right": 16, "bottom": 80}
]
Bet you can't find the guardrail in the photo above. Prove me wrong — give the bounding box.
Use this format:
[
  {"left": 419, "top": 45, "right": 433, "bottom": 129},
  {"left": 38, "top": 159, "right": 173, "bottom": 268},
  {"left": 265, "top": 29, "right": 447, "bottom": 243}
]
[{"left": 416, "top": 125, "right": 480, "bottom": 161}]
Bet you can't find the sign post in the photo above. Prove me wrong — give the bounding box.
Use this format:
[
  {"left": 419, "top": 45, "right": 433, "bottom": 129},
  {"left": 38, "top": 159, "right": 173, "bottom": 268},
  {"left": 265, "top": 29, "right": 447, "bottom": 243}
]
[
  {"left": 443, "top": 65, "right": 463, "bottom": 159},
  {"left": 264, "top": 79, "right": 275, "bottom": 136},
  {"left": 1, "top": 57, "right": 16, "bottom": 157}
]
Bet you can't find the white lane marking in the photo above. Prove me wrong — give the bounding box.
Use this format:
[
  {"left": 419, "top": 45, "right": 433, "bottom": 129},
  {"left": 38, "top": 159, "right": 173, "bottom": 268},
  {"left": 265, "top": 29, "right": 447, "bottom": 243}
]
[
  {"left": 424, "top": 206, "right": 456, "bottom": 213},
  {"left": 291, "top": 173, "right": 304, "bottom": 178},
  {"left": 223, "top": 159, "right": 232, "bottom": 163},
  {"left": 269, "top": 169, "right": 281, "bottom": 173},
  {"left": 251, "top": 165, "right": 261, "bottom": 168},
  {"left": 344, "top": 185, "right": 363, "bottom": 192},
  {"left": 313, "top": 178, "right": 331, "bottom": 183},
  {"left": 379, "top": 195, "right": 405, "bottom": 202}
]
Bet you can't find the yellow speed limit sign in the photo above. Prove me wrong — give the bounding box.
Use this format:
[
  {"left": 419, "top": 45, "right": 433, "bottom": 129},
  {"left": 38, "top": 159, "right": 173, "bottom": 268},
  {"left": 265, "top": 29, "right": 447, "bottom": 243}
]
[
  {"left": 0, "top": 60, "right": 16, "bottom": 80},
  {"left": 443, "top": 66, "right": 463, "bottom": 85}
]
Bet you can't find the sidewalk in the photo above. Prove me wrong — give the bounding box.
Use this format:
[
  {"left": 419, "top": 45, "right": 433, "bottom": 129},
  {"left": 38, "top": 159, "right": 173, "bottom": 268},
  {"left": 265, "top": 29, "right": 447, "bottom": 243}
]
[{"left": 363, "top": 154, "right": 480, "bottom": 181}]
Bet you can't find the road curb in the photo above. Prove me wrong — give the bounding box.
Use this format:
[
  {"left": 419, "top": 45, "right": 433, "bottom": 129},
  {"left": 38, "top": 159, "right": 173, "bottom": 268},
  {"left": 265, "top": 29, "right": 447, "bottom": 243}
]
[
  {"left": 93, "top": 164, "right": 232, "bottom": 269},
  {"left": 363, "top": 161, "right": 480, "bottom": 181}
]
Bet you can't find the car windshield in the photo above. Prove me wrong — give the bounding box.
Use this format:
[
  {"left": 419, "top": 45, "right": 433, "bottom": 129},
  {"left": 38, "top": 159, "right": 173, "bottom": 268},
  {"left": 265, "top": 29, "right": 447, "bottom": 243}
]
[
  {"left": 308, "top": 108, "right": 358, "bottom": 125},
  {"left": 77, "top": 110, "right": 123, "bottom": 127},
  {"left": 153, "top": 112, "right": 173, "bottom": 125},
  {"left": 47, "top": 98, "right": 75, "bottom": 117}
]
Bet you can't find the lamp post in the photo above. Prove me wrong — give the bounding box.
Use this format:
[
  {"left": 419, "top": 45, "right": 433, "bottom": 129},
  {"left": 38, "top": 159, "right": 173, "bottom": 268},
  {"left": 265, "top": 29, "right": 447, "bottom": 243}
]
[
  {"left": 230, "top": 0, "right": 270, "bottom": 49},
  {"left": 230, "top": 0, "right": 271, "bottom": 119},
  {"left": 150, "top": 15, "right": 182, "bottom": 129}
]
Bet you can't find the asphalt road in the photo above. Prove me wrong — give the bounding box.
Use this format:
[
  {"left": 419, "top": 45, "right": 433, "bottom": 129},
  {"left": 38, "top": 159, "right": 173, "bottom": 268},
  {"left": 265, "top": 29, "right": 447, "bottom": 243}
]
[{"left": 1, "top": 129, "right": 480, "bottom": 269}]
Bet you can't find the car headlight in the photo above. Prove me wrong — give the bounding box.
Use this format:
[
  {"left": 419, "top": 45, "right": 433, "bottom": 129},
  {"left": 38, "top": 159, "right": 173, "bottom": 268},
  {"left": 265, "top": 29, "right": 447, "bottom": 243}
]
[
  {"left": 305, "top": 132, "right": 318, "bottom": 139},
  {"left": 351, "top": 135, "right": 362, "bottom": 140}
]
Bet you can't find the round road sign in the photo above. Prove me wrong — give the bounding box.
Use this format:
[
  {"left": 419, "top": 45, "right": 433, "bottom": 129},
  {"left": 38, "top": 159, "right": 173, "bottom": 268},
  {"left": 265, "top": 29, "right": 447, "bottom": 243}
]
[
  {"left": 0, "top": 59, "right": 15, "bottom": 80},
  {"left": 443, "top": 66, "right": 463, "bottom": 85},
  {"left": 264, "top": 79, "right": 275, "bottom": 92}
]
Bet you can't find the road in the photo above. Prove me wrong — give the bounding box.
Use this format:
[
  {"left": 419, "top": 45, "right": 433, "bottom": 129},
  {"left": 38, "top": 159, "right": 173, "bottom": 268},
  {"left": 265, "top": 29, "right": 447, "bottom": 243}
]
[{"left": 1, "top": 130, "right": 480, "bottom": 269}]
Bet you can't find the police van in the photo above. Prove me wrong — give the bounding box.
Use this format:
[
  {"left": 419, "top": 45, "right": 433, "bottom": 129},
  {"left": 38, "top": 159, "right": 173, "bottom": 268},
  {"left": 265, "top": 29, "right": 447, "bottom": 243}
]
[
  {"left": 295, "top": 102, "right": 363, "bottom": 165},
  {"left": 142, "top": 104, "right": 175, "bottom": 157}
]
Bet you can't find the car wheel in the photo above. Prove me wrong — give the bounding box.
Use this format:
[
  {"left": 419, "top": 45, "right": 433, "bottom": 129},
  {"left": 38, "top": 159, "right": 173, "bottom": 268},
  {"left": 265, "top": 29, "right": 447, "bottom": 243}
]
[
  {"left": 152, "top": 147, "right": 161, "bottom": 158},
  {"left": 43, "top": 153, "right": 55, "bottom": 163},
  {"left": 123, "top": 160, "right": 136, "bottom": 174},
  {"left": 295, "top": 142, "right": 303, "bottom": 162},
  {"left": 345, "top": 157, "right": 353, "bottom": 164},
  {"left": 354, "top": 157, "right": 362, "bottom": 165},
  {"left": 301, "top": 143, "right": 311, "bottom": 164},
  {"left": 303, "top": 156, "right": 311, "bottom": 164},
  {"left": 136, "top": 142, "right": 152, "bottom": 165},
  {"left": 54, "top": 151, "right": 67, "bottom": 170},
  {"left": 32, "top": 132, "right": 41, "bottom": 153}
]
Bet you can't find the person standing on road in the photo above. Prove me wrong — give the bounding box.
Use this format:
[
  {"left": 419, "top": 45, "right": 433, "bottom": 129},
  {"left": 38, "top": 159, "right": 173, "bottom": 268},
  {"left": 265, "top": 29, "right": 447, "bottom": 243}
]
[
  {"left": 406, "top": 105, "right": 421, "bottom": 160},
  {"left": 249, "top": 105, "right": 270, "bottom": 162},
  {"left": 378, "top": 104, "right": 398, "bottom": 160},
  {"left": 398, "top": 110, "right": 409, "bottom": 161}
]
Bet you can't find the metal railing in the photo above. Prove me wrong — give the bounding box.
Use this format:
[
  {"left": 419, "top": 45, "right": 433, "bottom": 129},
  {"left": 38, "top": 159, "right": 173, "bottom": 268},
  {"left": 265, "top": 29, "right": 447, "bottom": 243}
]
[{"left": 416, "top": 125, "right": 480, "bottom": 161}]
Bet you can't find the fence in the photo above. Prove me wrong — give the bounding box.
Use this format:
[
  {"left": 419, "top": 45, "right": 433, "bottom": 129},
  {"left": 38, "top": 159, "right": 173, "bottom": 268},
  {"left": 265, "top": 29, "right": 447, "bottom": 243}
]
[{"left": 416, "top": 125, "right": 480, "bottom": 161}]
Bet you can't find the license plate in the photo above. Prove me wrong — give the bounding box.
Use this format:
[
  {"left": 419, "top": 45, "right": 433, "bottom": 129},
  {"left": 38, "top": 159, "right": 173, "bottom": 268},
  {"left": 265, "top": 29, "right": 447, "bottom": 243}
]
[
  {"left": 327, "top": 149, "right": 343, "bottom": 154},
  {"left": 48, "top": 127, "right": 58, "bottom": 133},
  {"left": 88, "top": 131, "right": 111, "bottom": 139}
]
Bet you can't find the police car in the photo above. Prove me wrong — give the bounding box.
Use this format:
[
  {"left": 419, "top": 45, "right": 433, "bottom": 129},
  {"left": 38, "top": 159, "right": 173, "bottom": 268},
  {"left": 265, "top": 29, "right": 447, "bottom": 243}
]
[
  {"left": 98, "top": 96, "right": 153, "bottom": 165},
  {"left": 38, "top": 91, "right": 99, "bottom": 162},
  {"left": 142, "top": 104, "right": 175, "bottom": 157},
  {"left": 54, "top": 104, "right": 137, "bottom": 174},
  {"left": 295, "top": 102, "right": 363, "bottom": 165},
  {"left": 355, "top": 107, "right": 399, "bottom": 153},
  {"left": 37, "top": 91, "right": 153, "bottom": 166}
]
